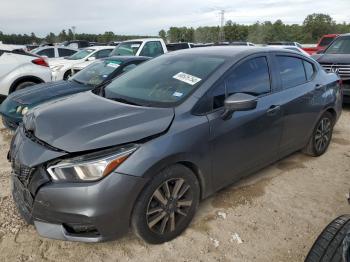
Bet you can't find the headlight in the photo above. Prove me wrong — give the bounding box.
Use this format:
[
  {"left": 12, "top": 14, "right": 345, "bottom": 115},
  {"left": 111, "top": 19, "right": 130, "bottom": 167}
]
[
  {"left": 47, "top": 145, "right": 138, "bottom": 182},
  {"left": 16, "top": 106, "right": 22, "bottom": 114},
  {"left": 21, "top": 107, "right": 29, "bottom": 115}
]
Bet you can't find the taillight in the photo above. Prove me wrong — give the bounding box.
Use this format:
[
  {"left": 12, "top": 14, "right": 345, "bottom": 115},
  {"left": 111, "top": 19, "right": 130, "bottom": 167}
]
[{"left": 32, "top": 58, "right": 49, "bottom": 67}]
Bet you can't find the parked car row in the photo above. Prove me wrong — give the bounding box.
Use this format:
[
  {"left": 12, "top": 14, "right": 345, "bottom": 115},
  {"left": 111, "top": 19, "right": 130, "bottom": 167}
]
[{"left": 1, "top": 42, "right": 343, "bottom": 245}]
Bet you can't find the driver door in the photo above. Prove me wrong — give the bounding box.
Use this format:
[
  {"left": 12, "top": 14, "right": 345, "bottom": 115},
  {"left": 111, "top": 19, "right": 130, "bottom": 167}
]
[{"left": 206, "top": 55, "right": 283, "bottom": 190}]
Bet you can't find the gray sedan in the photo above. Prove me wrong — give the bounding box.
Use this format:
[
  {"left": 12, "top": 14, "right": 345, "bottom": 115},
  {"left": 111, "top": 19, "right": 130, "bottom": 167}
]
[{"left": 9, "top": 46, "right": 342, "bottom": 244}]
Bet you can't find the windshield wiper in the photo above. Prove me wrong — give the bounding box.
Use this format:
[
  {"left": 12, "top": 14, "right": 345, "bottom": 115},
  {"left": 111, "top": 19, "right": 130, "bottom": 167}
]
[{"left": 110, "top": 97, "right": 142, "bottom": 106}]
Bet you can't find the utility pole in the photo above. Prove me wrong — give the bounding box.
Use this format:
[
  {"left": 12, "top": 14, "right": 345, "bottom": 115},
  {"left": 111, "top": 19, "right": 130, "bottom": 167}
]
[
  {"left": 219, "top": 10, "right": 225, "bottom": 43},
  {"left": 72, "top": 26, "right": 76, "bottom": 40}
]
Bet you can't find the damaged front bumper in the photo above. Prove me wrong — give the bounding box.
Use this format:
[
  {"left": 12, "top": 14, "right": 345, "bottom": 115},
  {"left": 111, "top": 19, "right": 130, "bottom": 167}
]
[{"left": 10, "top": 126, "right": 147, "bottom": 242}]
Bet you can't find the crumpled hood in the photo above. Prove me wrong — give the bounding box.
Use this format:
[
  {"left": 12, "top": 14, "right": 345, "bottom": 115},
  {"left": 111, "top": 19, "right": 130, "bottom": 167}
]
[
  {"left": 9, "top": 81, "right": 90, "bottom": 105},
  {"left": 313, "top": 54, "right": 350, "bottom": 64},
  {"left": 25, "top": 92, "right": 175, "bottom": 153}
]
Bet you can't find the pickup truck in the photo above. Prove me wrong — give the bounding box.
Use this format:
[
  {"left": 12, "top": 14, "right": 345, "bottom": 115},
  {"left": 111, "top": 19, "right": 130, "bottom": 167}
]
[
  {"left": 110, "top": 38, "right": 168, "bottom": 57},
  {"left": 303, "top": 34, "right": 339, "bottom": 55}
]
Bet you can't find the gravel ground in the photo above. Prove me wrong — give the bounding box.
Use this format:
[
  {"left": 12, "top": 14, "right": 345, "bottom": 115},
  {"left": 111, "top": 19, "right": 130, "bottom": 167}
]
[{"left": 0, "top": 107, "right": 350, "bottom": 262}]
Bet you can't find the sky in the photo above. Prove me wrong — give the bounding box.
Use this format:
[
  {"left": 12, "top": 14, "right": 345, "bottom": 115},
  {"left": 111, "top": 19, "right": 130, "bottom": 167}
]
[{"left": 0, "top": 0, "right": 349, "bottom": 36}]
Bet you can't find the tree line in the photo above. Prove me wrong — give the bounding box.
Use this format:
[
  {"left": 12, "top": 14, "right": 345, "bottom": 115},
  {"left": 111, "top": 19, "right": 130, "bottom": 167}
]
[
  {"left": 160, "top": 13, "right": 350, "bottom": 44},
  {"left": 0, "top": 29, "right": 156, "bottom": 45},
  {"left": 0, "top": 13, "right": 349, "bottom": 45}
]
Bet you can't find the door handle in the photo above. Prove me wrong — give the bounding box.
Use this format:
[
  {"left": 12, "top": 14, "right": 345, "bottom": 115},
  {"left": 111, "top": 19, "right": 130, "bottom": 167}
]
[{"left": 267, "top": 105, "right": 281, "bottom": 116}]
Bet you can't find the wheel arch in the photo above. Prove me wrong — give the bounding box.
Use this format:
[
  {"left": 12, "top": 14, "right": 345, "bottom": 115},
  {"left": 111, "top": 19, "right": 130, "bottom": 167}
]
[
  {"left": 140, "top": 154, "right": 209, "bottom": 200},
  {"left": 9, "top": 75, "right": 45, "bottom": 93}
]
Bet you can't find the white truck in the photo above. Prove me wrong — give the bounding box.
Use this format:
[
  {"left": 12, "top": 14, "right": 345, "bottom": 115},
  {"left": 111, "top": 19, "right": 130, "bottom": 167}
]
[{"left": 109, "top": 38, "right": 168, "bottom": 57}]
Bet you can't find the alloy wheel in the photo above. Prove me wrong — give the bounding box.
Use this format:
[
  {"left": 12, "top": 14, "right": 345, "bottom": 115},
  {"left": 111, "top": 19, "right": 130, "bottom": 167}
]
[
  {"left": 314, "top": 117, "right": 332, "bottom": 153},
  {"left": 146, "top": 178, "right": 193, "bottom": 235}
]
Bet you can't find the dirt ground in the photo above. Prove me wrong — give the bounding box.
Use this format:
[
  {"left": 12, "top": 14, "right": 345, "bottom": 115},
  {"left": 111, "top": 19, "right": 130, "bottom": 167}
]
[{"left": 0, "top": 107, "right": 350, "bottom": 262}]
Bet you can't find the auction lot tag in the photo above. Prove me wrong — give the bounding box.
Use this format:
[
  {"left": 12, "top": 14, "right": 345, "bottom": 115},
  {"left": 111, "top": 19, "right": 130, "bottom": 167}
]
[
  {"left": 173, "top": 72, "right": 201, "bottom": 86},
  {"left": 107, "top": 63, "right": 120, "bottom": 68}
]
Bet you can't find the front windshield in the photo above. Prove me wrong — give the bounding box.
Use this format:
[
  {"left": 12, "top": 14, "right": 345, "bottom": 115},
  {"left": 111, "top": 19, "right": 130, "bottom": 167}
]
[
  {"left": 110, "top": 41, "right": 142, "bottom": 56},
  {"left": 325, "top": 37, "right": 350, "bottom": 54},
  {"left": 66, "top": 49, "right": 94, "bottom": 60},
  {"left": 104, "top": 53, "right": 226, "bottom": 107},
  {"left": 72, "top": 59, "right": 122, "bottom": 86}
]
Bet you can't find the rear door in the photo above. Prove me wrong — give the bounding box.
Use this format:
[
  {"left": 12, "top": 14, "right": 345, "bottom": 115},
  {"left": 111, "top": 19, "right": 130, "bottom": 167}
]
[
  {"left": 270, "top": 53, "right": 323, "bottom": 155},
  {"left": 206, "top": 54, "right": 284, "bottom": 189}
]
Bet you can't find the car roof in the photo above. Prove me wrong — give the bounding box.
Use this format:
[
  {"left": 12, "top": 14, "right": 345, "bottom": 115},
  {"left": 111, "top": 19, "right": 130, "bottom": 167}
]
[
  {"left": 102, "top": 56, "right": 150, "bottom": 62},
  {"left": 165, "top": 46, "right": 301, "bottom": 59}
]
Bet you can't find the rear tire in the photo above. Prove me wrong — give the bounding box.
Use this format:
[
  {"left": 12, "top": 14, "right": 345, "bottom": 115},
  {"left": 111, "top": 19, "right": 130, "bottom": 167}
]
[
  {"left": 131, "top": 164, "right": 200, "bottom": 244},
  {"left": 14, "top": 81, "right": 36, "bottom": 92},
  {"left": 303, "top": 111, "right": 334, "bottom": 157},
  {"left": 305, "top": 215, "right": 350, "bottom": 262}
]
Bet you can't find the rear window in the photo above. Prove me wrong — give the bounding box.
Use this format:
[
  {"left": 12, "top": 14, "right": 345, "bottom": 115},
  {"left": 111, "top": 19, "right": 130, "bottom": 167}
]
[{"left": 276, "top": 56, "right": 306, "bottom": 89}]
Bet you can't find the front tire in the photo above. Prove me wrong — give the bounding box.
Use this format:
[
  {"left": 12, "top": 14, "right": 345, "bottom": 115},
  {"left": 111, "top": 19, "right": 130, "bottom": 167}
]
[
  {"left": 303, "top": 111, "right": 334, "bottom": 157},
  {"left": 131, "top": 164, "right": 200, "bottom": 244},
  {"left": 305, "top": 215, "right": 350, "bottom": 262}
]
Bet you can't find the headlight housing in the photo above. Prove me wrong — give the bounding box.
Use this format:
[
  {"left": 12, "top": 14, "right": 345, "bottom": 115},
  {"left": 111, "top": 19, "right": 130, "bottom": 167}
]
[
  {"left": 15, "top": 105, "right": 30, "bottom": 115},
  {"left": 47, "top": 144, "right": 138, "bottom": 182}
]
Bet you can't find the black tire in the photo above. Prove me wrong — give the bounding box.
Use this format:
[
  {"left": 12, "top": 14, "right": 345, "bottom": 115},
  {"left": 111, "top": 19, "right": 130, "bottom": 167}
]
[
  {"left": 303, "top": 111, "right": 334, "bottom": 157},
  {"left": 63, "top": 70, "right": 72, "bottom": 80},
  {"left": 305, "top": 215, "right": 350, "bottom": 262},
  {"left": 131, "top": 164, "right": 200, "bottom": 244},
  {"left": 14, "top": 81, "right": 36, "bottom": 91}
]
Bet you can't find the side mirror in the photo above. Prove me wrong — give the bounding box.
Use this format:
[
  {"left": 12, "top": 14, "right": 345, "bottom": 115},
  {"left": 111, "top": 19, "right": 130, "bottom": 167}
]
[
  {"left": 221, "top": 93, "right": 258, "bottom": 120},
  {"left": 87, "top": 57, "right": 96, "bottom": 61}
]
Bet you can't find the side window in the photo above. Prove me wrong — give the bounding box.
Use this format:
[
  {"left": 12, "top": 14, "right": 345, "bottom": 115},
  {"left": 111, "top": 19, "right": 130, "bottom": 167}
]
[
  {"left": 58, "top": 48, "right": 76, "bottom": 57},
  {"left": 122, "top": 63, "right": 138, "bottom": 73},
  {"left": 37, "top": 48, "right": 55, "bottom": 58},
  {"left": 276, "top": 56, "right": 307, "bottom": 89},
  {"left": 94, "top": 49, "right": 112, "bottom": 59},
  {"left": 303, "top": 60, "right": 315, "bottom": 80},
  {"left": 211, "top": 57, "right": 271, "bottom": 110},
  {"left": 140, "top": 41, "right": 164, "bottom": 57}
]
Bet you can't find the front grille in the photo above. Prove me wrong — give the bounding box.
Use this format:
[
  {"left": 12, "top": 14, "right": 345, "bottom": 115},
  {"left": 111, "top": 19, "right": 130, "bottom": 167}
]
[{"left": 320, "top": 63, "right": 350, "bottom": 79}]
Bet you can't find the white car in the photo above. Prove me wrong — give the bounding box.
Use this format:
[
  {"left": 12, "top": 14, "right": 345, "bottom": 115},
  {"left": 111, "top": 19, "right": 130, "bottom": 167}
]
[
  {"left": 31, "top": 46, "right": 78, "bottom": 59},
  {"left": 50, "top": 46, "right": 114, "bottom": 81},
  {"left": 0, "top": 49, "right": 52, "bottom": 101},
  {"left": 110, "top": 38, "right": 167, "bottom": 57},
  {"left": 268, "top": 45, "right": 311, "bottom": 57}
]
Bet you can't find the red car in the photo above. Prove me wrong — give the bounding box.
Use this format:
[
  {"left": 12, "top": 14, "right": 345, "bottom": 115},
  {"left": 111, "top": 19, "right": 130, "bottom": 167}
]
[{"left": 303, "top": 34, "right": 339, "bottom": 55}]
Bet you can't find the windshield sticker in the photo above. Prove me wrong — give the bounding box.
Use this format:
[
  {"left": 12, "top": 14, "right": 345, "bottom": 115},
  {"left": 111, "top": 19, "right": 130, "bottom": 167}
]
[
  {"left": 107, "top": 63, "right": 120, "bottom": 68},
  {"left": 172, "top": 92, "right": 183, "bottom": 97},
  {"left": 131, "top": 44, "right": 141, "bottom": 48},
  {"left": 173, "top": 72, "right": 201, "bottom": 86}
]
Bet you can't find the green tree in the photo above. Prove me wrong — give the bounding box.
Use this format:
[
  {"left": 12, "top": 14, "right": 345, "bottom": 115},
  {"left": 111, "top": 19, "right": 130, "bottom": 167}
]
[
  {"left": 159, "top": 29, "right": 167, "bottom": 41},
  {"left": 303, "top": 13, "right": 336, "bottom": 42}
]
